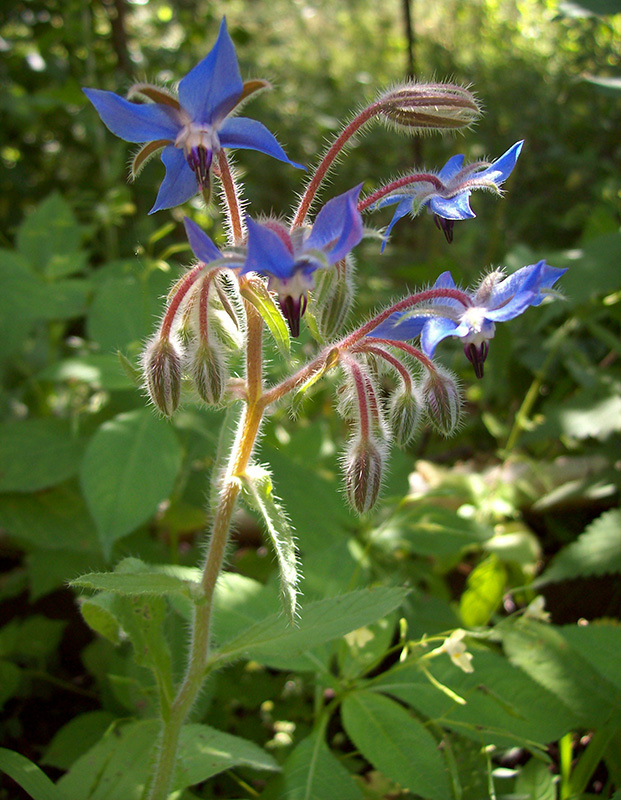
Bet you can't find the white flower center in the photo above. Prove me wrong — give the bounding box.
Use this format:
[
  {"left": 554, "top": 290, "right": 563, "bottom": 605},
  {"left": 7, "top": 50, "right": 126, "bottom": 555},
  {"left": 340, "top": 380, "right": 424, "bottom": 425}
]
[
  {"left": 175, "top": 122, "right": 221, "bottom": 157},
  {"left": 460, "top": 307, "right": 495, "bottom": 344}
]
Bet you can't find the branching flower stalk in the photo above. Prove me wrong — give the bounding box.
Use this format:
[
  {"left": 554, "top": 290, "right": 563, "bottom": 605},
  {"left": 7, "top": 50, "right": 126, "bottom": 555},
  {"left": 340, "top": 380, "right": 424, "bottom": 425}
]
[{"left": 82, "top": 17, "right": 567, "bottom": 799}]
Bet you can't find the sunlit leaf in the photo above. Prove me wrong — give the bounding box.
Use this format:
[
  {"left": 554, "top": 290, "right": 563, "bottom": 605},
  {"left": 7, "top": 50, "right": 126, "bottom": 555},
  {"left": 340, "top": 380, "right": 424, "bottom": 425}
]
[
  {"left": 240, "top": 465, "right": 299, "bottom": 622},
  {"left": 0, "top": 748, "right": 64, "bottom": 800},
  {"left": 240, "top": 279, "right": 290, "bottom": 356},
  {"left": 342, "top": 691, "right": 451, "bottom": 800}
]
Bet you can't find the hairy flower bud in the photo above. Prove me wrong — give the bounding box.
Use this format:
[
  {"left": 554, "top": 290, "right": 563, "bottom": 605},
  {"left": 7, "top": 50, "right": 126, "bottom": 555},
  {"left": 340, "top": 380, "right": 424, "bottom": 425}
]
[
  {"left": 311, "top": 257, "right": 355, "bottom": 341},
  {"left": 389, "top": 385, "right": 423, "bottom": 446},
  {"left": 421, "top": 367, "right": 462, "bottom": 436},
  {"left": 189, "top": 342, "right": 227, "bottom": 406},
  {"left": 378, "top": 82, "right": 481, "bottom": 134},
  {"left": 344, "top": 436, "right": 385, "bottom": 514},
  {"left": 142, "top": 336, "right": 182, "bottom": 417}
]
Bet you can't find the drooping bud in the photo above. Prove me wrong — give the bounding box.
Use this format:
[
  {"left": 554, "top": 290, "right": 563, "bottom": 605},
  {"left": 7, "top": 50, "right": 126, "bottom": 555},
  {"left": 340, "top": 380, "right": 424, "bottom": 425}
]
[
  {"left": 421, "top": 367, "right": 462, "bottom": 436},
  {"left": 142, "top": 336, "right": 182, "bottom": 417},
  {"left": 311, "top": 256, "right": 355, "bottom": 341},
  {"left": 208, "top": 271, "right": 246, "bottom": 351},
  {"left": 343, "top": 436, "right": 385, "bottom": 514},
  {"left": 189, "top": 342, "right": 227, "bottom": 406},
  {"left": 377, "top": 82, "right": 481, "bottom": 134},
  {"left": 389, "top": 385, "right": 423, "bottom": 447}
]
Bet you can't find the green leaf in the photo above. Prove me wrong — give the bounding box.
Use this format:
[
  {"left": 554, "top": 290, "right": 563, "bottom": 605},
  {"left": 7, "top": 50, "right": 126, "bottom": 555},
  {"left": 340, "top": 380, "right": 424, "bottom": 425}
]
[
  {"left": 71, "top": 569, "right": 200, "bottom": 601},
  {"left": 0, "top": 747, "right": 64, "bottom": 800},
  {"left": 80, "top": 594, "right": 122, "bottom": 645},
  {"left": 501, "top": 619, "right": 621, "bottom": 728},
  {"left": 560, "top": 622, "right": 621, "bottom": 694},
  {"left": 41, "top": 711, "right": 117, "bottom": 770},
  {"left": 371, "top": 648, "right": 578, "bottom": 750},
  {"left": 0, "top": 419, "right": 83, "bottom": 493},
  {"left": 57, "top": 719, "right": 278, "bottom": 800},
  {"left": 535, "top": 509, "right": 621, "bottom": 585},
  {"left": 37, "top": 354, "right": 135, "bottom": 391},
  {"left": 79, "top": 409, "right": 182, "bottom": 556},
  {"left": 0, "top": 483, "right": 100, "bottom": 551},
  {"left": 16, "top": 192, "right": 84, "bottom": 277},
  {"left": 262, "top": 729, "right": 363, "bottom": 800},
  {"left": 214, "top": 586, "right": 408, "bottom": 669},
  {"left": 240, "top": 280, "right": 290, "bottom": 356},
  {"left": 341, "top": 691, "right": 451, "bottom": 800},
  {"left": 0, "top": 660, "right": 21, "bottom": 710},
  {"left": 0, "top": 250, "right": 40, "bottom": 360},
  {"left": 240, "top": 465, "right": 299, "bottom": 622},
  {"left": 459, "top": 555, "right": 507, "bottom": 627},
  {"left": 514, "top": 758, "right": 556, "bottom": 800},
  {"left": 376, "top": 504, "right": 493, "bottom": 560}
]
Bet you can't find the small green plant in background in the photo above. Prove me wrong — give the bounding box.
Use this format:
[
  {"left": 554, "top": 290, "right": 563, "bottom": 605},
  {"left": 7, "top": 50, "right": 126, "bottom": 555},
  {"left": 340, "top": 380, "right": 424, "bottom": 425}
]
[{"left": 0, "top": 3, "right": 620, "bottom": 800}]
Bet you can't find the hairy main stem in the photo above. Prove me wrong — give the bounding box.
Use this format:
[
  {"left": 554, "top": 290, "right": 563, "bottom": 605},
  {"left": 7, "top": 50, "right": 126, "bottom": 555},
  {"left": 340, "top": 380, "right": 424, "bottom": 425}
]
[
  {"left": 291, "top": 102, "right": 384, "bottom": 228},
  {"left": 145, "top": 304, "right": 265, "bottom": 800}
]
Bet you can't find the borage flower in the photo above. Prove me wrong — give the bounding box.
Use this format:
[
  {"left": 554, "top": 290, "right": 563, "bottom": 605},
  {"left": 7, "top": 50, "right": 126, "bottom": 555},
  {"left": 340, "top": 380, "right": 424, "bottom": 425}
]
[
  {"left": 183, "top": 185, "right": 364, "bottom": 337},
  {"left": 374, "top": 141, "right": 522, "bottom": 246},
  {"left": 242, "top": 185, "right": 364, "bottom": 336},
  {"left": 368, "top": 261, "right": 566, "bottom": 377},
  {"left": 83, "top": 19, "right": 302, "bottom": 213}
]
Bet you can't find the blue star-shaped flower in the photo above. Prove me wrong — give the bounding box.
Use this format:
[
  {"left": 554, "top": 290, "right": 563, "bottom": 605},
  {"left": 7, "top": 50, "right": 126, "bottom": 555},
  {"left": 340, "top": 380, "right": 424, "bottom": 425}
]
[
  {"left": 184, "top": 185, "right": 364, "bottom": 336},
  {"left": 83, "top": 19, "right": 302, "bottom": 213},
  {"left": 376, "top": 141, "right": 523, "bottom": 246},
  {"left": 368, "top": 261, "right": 566, "bottom": 377}
]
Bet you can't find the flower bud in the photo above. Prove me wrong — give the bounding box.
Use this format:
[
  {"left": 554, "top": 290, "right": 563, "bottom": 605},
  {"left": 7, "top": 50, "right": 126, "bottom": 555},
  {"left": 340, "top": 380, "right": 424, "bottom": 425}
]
[
  {"left": 421, "top": 367, "right": 462, "bottom": 436},
  {"left": 142, "top": 336, "right": 182, "bottom": 417},
  {"left": 344, "top": 436, "right": 385, "bottom": 514},
  {"left": 312, "top": 257, "right": 355, "bottom": 341},
  {"left": 189, "top": 342, "right": 227, "bottom": 406},
  {"left": 389, "top": 385, "right": 423, "bottom": 446},
  {"left": 378, "top": 82, "right": 481, "bottom": 134}
]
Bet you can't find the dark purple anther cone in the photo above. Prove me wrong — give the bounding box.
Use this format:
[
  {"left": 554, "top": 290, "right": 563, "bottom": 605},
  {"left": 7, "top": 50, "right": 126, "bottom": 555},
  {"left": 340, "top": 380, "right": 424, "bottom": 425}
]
[
  {"left": 434, "top": 214, "right": 455, "bottom": 243},
  {"left": 279, "top": 295, "right": 308, "bottom": 338},
  {"left": 188, "top": 146, "right": 213, "bottom": 191},
  {"left": 464, "top": 341, "right": 489, "bottom": 379}
]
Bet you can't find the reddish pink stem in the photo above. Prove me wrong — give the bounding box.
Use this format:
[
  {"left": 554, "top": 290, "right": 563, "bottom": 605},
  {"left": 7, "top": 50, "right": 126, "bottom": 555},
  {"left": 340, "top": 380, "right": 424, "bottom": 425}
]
[
  {"left": 291, "top": 102, "right": 385, "bottom": 228},
  {"left": 364, "top": 338, "right": 436, "bottom": 373},
  {"left": 340, "top": 287, "right": 471, "bottom": 349},
  {"left": 358, "top": 173, "right": 444, "bottom": 213},
  {"left": 354, "top": 344, "right": 413, "bottom": 390},
  {"left": 344, "top": 356, "right": 371, "bottom": 441},
  {"left": 160, "top": 264, "right": 206, "bottom": 339}
]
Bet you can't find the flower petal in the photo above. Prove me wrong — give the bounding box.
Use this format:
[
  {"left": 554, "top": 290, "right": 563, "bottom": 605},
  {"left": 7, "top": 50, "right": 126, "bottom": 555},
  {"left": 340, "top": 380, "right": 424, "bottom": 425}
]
[
  {"left": 477, "top": 140, "right": 523, "bottom": 185},
  {"left": 305, "top": 185, "right": 364, "bottom": 263},
  {"left": 183, "top": 218, "right": 222, "bottom": 263},
  {"left": 367, "top": 311, "right": 427, "bottom": 341},
  {"left": 486, "top": 261, "right": 544, "bottom": 309},
  {"left": 428, "top": 191, "right": 475, "bottom": 220},
  {"left": 149, "top": 146, "right": 198, "bottom": 213},
  {"left": 178, "top": 18, "right": 243, "bottom": 125},
  {"left": 219, "top": 117, "right": 304, "bottom": 167},
  {"left": 421, "top": 316, "right": 461, "bottom": 355},
  {"left": 83, "top": 88, "right": 180, "bottom": 143},
  {"left": 437, "top": 153, "right": 465, "bottom": 182},
  {"left": 484, "top": 290, "right": 538, "bottom": 322},
  {"left": 380, "top": 198, "right": 414, "bottom": 252},
  {"left": 241, "top": 217, "right": 296, "bottom": 279}
]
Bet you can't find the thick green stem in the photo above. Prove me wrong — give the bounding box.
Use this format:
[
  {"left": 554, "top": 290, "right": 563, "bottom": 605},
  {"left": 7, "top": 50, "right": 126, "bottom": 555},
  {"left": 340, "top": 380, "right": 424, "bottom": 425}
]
[{"left": 145, "top": 305, "right": 265, "bottom": 800}]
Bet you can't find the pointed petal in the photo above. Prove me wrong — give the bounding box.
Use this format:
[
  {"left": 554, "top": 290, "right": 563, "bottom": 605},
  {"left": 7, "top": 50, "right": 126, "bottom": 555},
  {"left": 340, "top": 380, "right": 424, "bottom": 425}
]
[
  {"left": 487, "top": 261, "right": 543, "bottom": 309},
  {"left": 83, "top": 88, "right": 180, "bottom": 142},
  {"left": 421, "top": 316, "right": 460, "bottom": 355},
  {"left": 219, "top": 117, "right": 304, "bottom": 168},
  {"left": 428, "top": 191, "right": 475, "bottom": 220},
  {"left": 434, "top": 271, "right": 457, "bottom": 290},
  {"left": 485, "top": 291, "right": 538, "bottom": 321},
  {"left": 149, "top": 146, "right": 198, "bottom": 213},
  {"left": 477, "top": 140, "right": 523, "bottom": 185},
  {"left": 183, "top": 218, "right": 222, "bottom": 263},
  {"left": 437, "top": 153, "right": 465, "bottom": 182},
  {"left": 241, "top": 217, "right": 296, "bottom": 279},
  {"left": 178, "top": 18, "right": 243, "bottom": 124},
  {"left": 305, "top": 185, "right": 364, "bottom": 263},
  {"left": 367, "top": 311, "right": 426, "bottom": 341},
  {"left": 528, "top": 262, "right": 567, "bottom": 306},
  {"left": 380, "top": 198, "right": 413, "bottom": 252}
]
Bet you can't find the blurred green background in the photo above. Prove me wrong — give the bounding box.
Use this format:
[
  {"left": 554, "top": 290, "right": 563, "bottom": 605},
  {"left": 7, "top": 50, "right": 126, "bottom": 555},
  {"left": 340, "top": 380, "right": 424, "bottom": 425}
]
[{"left": 0, "top": 1, "right": 620, "bottom": 797}]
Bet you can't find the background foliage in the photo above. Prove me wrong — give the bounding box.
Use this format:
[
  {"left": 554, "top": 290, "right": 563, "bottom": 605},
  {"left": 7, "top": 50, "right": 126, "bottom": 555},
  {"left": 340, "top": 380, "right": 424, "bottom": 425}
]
[{"left": 0, "top": 0, "right": 620, "bottom": 798}]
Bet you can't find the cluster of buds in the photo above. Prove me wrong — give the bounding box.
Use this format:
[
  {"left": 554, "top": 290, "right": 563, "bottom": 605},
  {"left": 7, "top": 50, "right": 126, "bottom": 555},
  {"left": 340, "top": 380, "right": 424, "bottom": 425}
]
[
  {"left": 337, "top": 339, "right": 462, "bottom": 514},
  {"left": 142, "top": 262, "right": 245, "bottom": 416}
]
